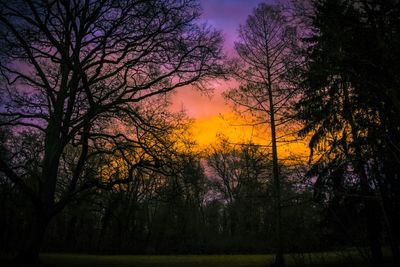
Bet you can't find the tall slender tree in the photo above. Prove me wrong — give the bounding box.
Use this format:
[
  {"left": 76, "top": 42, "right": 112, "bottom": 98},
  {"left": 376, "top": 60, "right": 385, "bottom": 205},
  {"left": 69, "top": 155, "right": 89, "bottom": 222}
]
[{"left": 225, "top": 3, "right": 301, "bottom": 266}]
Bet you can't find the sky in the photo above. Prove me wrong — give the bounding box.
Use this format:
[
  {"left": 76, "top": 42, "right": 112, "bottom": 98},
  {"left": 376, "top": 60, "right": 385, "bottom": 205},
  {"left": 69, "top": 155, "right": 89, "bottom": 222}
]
[
  {"left": 169, "top": 0, "right": 309, "bottom": 159},
  {"left": 170, "top": 0, "right": 268, "bottom": 147},
  {"left": 171, "top": 0, "right": 266, "bottom": 117}
]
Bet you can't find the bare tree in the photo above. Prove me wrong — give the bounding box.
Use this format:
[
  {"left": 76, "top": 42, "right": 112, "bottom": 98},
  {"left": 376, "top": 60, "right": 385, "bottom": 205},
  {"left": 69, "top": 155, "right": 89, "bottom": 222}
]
[
  {"left": 0, "top": 0, "right": 223, "bottom": 264},
  {"left": 225, "top": 3, "right": 301, "bottom": 266},
  {"left": 207, "top": 138, "right": 271, "bottom": 236}
]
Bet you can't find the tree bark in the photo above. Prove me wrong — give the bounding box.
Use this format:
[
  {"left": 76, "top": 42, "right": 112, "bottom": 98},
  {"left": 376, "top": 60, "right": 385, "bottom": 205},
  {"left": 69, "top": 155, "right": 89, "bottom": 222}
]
[
  {"left": 14, "top": 211, "right": 49, "bottom": 266},
  {"left": 376, "top": 162, "right": 400, "bottom": 267},
  {"left": 14, "top": 119, "right": 63, "bottom": 265},
  {"left": 343, "top": 84, "right": 384, "bottom": 267},
  {"left": 267, "top": 84, "right": 284, "bottom": 267}
]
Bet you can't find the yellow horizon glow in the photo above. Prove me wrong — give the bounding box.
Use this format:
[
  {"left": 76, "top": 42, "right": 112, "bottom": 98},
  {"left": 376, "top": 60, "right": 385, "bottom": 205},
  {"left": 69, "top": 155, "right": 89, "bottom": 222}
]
[
  {"left": 189, "top": 113, "right": 310, "bottom": 162},
  {"left": 190, "top": 113, "right": 259, "bottom": 147}
]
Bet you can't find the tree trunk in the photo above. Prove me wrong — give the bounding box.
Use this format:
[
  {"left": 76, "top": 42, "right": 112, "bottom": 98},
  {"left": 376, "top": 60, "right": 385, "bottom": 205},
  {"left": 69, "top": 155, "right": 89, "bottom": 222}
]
[
  {"left": 6, "top": 146, "right": 61, "bottom": 266},
  {"left": 14, "top": 121, "right": 62, "bottom": 265},
  {"left": 267, "top": 84, "right": 284, "bottom": 267},
  {"left": 375, "top": 165, "right": 400, "bottom": 267},
  {"left": 343, "top": 84, "right": 384, "bottom": 267},
  {"left": 14, "top": 211, "right": 49, "bottom": 266},
  {"left": 363, "top": 196, "right": 384, "bottom": 267}
]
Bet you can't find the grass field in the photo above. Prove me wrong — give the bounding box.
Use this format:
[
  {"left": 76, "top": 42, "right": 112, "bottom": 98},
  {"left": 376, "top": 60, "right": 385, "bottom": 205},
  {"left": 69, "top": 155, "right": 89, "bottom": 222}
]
[{"left": 2, "top": 250, "right": 391, "bottom": 267}]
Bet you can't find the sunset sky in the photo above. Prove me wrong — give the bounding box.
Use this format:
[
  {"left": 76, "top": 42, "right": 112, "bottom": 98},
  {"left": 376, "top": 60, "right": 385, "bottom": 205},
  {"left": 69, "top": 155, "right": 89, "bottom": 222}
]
[
  {"left": 170, "top": 0, "right": 306, "bottom": 153},
  {"left": 170, "top": 0, "right": 267, "bottom": 147},
  {"left": 169, "top": 0, "right": 309, "bottom": 159},
  {"left": 171, "top": 0, "right": 266, "bottom": 114}
]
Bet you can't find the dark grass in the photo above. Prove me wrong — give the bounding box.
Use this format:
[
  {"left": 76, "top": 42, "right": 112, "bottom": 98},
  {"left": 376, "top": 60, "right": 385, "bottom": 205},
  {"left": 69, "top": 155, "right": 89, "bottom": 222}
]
[{"left": 0, "top": 250, "right": 394, "bottom": 267}]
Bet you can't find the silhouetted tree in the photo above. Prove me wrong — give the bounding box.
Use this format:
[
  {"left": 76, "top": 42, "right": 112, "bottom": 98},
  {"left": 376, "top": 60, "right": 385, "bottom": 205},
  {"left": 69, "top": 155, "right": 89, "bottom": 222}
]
[
  {"left": 208, "top": 139, "right": 270, "bottom": 237},
  {"left": 225, "top": 3, "right": 301, "bottom": 265},
  {"left": 295, "top": 0, "right": 400, "bottom": 265},
  {"left": 0, "top": 0, "right": 223, "bottom": 264}
]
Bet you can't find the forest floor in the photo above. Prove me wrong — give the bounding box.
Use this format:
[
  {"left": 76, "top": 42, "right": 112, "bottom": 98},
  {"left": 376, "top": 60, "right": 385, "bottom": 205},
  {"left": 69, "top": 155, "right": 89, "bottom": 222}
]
[{"left": 0, "top": 250, "right": 395, "bottom": 267}]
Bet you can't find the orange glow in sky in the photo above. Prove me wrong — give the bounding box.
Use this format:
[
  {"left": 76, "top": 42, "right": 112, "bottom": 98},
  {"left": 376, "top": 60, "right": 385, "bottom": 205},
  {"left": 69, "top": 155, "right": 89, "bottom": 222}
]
[
  {"left": 190, "top": 113, "right": 258, "bottom": 147},
  {"left": 168, "top": 0, "right": 309, "bottom": 161},
  {"left": 188, "top": 112, "right": 309, "bottom": 160},
  {"left": 168, "top": 58, "right": 308, "bottom": 160}
]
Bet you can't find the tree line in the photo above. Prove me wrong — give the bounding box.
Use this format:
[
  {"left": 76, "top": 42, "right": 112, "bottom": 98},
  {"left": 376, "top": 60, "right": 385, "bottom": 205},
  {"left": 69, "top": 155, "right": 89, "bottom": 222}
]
[
  {"left": 0, "top": 136, "right": 321, "bottom": 256},
  {"left": 0, "top": 1, "right": 399, "bottom": 267}
]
